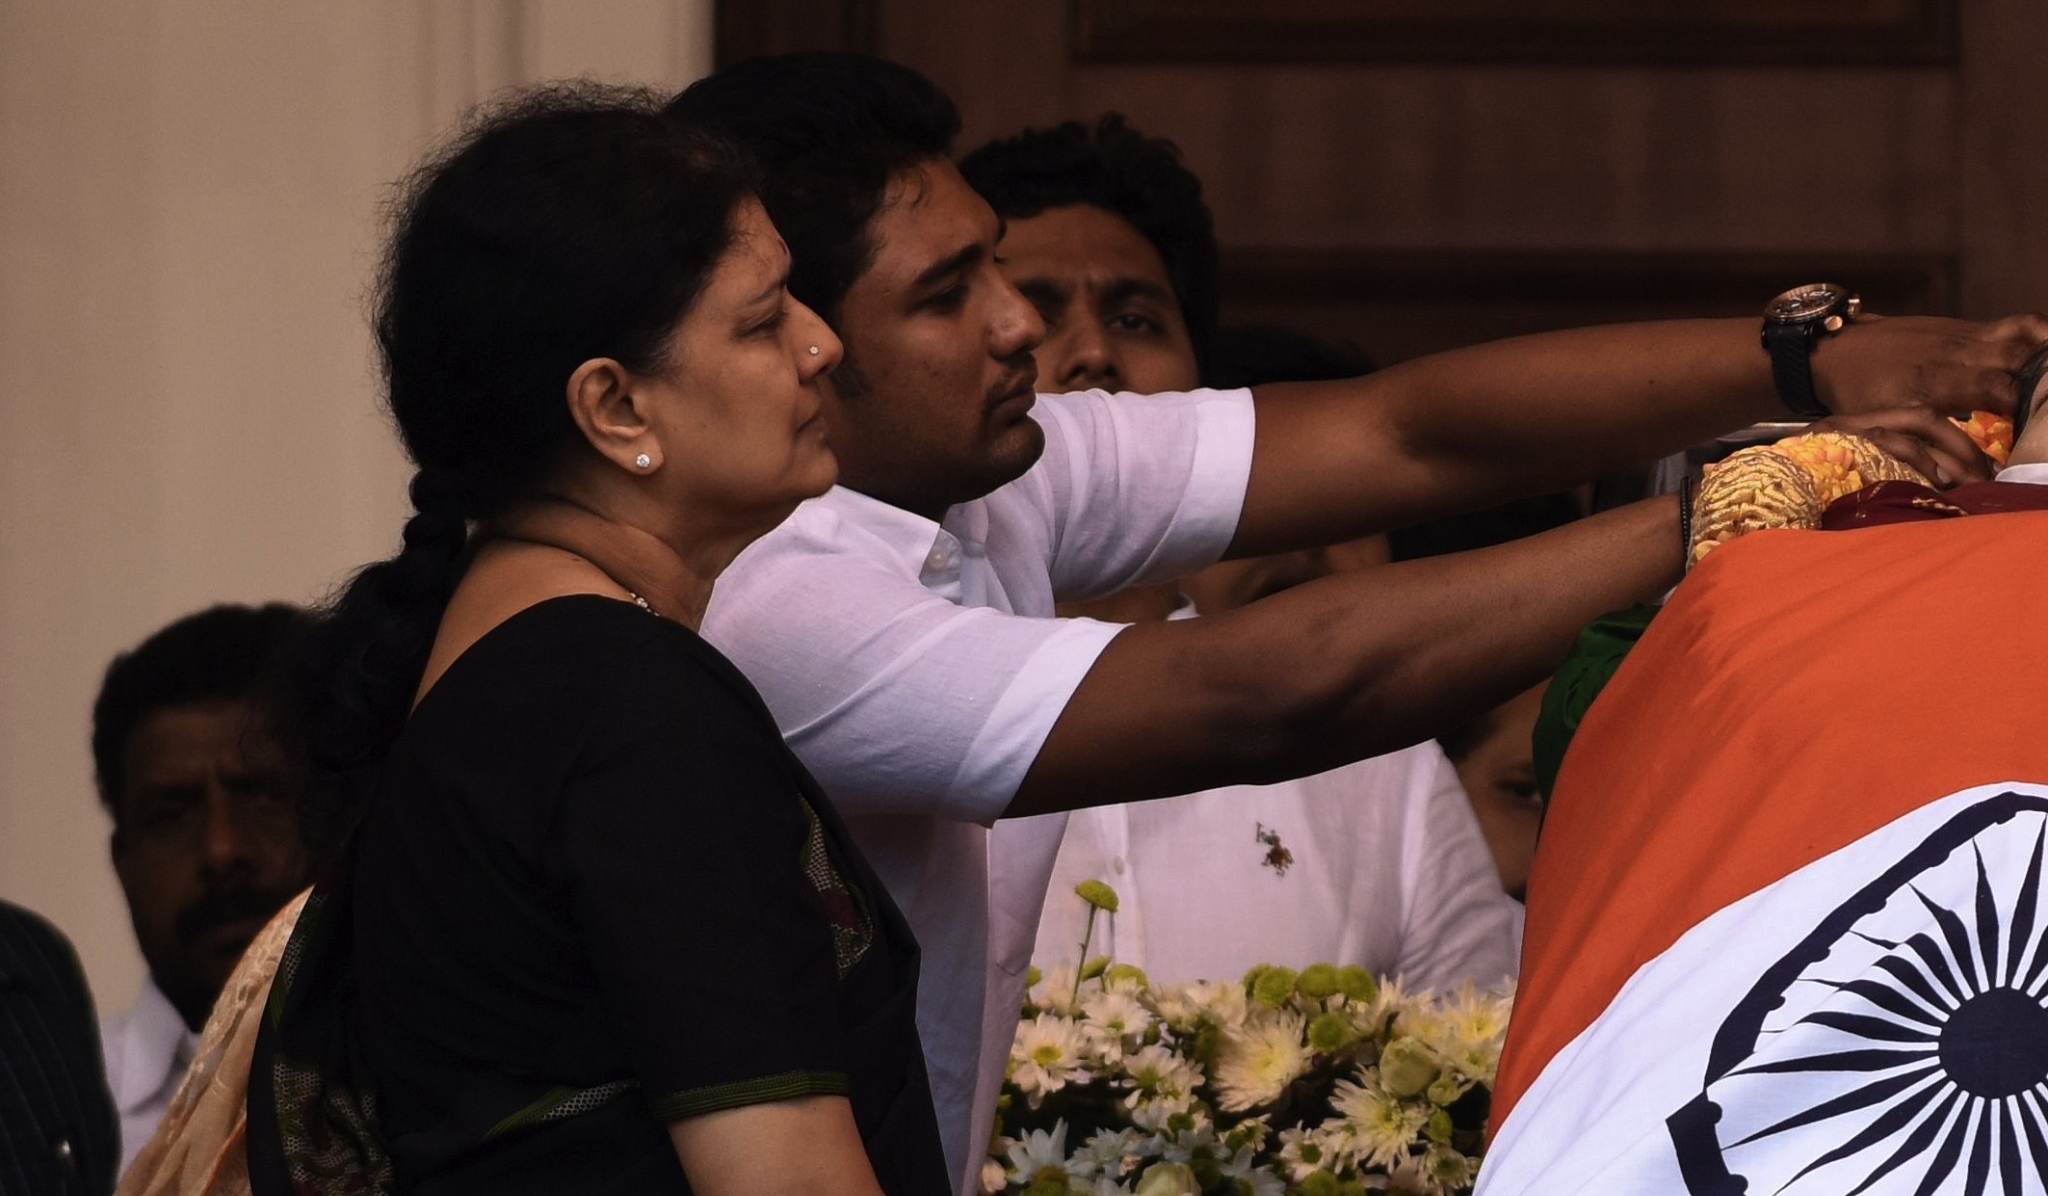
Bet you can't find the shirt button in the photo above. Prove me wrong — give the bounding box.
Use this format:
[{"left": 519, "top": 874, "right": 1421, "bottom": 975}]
[
  {"left": 1111, "top": 857, "right": 1127, "bottom": 875},
  {"left": 925, "top": 546, "right": 951, "bottom": 569},
  {"left": 53, "top": 1137, "right": 74, "bottom": 1167}
]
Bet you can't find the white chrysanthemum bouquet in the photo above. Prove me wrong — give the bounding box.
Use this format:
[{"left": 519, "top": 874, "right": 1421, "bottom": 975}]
[{"left": 989, "top": 881, "right": 1512, "bottom": 1196}]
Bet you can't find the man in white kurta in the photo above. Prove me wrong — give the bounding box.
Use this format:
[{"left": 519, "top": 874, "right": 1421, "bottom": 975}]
[{"left": 1023, "top": 741, "right": 1521, "bottom": 993}]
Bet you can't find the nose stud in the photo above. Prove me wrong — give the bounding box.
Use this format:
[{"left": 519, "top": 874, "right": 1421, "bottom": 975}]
[{"left": 808, "top": 345, "right": 820, "bottom": 356}]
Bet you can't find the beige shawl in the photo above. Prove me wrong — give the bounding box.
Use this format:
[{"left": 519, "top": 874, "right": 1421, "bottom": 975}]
[{"left": 114, "top": 890, "right": 308, "bottom": 1196}]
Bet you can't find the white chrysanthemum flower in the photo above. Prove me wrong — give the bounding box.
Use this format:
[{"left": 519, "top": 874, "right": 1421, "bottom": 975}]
[
  {"left": 1070, "top": 1127, "right": 1147, "bottom": 1186},
  {"left": 1272, "top": 1125, "right": 1351, "bottom": 1183},
  {"left": 1035, "top": 963, "right": 1082, "bottom": 1016},
  {"left": 1004, "top": 1123, "right": 1071, "bottom": 1189},
  {"left": 1332, "top": 1070, "right": 1430, "bottom": 1170},
  {"left": 1422, "top": 1143, "right": 1477, "bottom": 1193},
  {"left": 1154, "top": 1114, "right": 1218, "bottom": 1166},
  {"left": 1184, "top": 979, "right": 1250, "bottom": 1028},
  {"left": 1082, "top": 987, "right": 1155, "bottom": 1064},
  {"left": 1119, "top": 1043, "right": 1203, "bottom": 1105},
  {"left": 1146, "top": 983, "right": 1204, "bottom": 1031},
  {"left": 1012, "top": 1013, "right": 1091, "bottom": 1105},
  {"left": 1211, "top": 1011, "right": 1309, "bottom": 1112},
  {"left": 1408, "top": 980, "right": 1513, "bottom": 1086},
  {"left": 1217, "top": 1144, "right": 1288, "bottom": 1196}
]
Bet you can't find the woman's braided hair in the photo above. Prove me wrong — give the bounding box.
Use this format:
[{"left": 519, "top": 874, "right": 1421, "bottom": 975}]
[{"left": 304, "top": 83, "right": 751, "bottom": 793}]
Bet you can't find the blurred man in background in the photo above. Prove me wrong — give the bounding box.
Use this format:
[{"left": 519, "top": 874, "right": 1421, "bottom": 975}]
[
  {"left": 90, "top": 603, "right": 316, "bottom": 1172},
  {"left": 963, "top": 115, "right": 1520, "bottom": 990}
]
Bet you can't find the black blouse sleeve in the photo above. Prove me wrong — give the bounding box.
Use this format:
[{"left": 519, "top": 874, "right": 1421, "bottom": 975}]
[{"left": 555, "top": 624, "right": 852, "bottom": 1122}]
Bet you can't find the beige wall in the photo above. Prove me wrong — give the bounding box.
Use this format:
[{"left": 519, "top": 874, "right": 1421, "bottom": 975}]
[{"left": 0, "top": 0, "right": 713, "bottom": 1014}]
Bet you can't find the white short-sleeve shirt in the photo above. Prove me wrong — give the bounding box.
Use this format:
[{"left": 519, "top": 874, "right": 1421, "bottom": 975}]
[
  {"left": 702, "top": 388, "right": 1256, "bottom": 1191},
  {"left": 1020, "top": 740, "right": 1523, "bottom": 995}
]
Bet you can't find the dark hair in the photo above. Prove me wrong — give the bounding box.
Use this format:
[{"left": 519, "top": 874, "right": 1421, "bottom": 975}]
[
  {"left": 306, "top": 84, "right": 752, "bottom": 774},
  {"left": 664, "top": 53, "right": 960, "bottom": 323},
  {"left": 93, "top": 604, "right": 318, "bottom": 823},
  {"left": 1204, "top": 324, "right": 1376, "bottom": 389},
  {"left": 959, "top": 114, "right": 1219, "bottom": 371}
]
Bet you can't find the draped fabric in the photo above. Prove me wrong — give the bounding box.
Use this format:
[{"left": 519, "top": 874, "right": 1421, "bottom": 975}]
[
  {"left": 115, "top": 892, "right": 307, "bottom": 1196},
  {"left": 1479, "top": 510, "right": 2048, "bottom": 1196}
]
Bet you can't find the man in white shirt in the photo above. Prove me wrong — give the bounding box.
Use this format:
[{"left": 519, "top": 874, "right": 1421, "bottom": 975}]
[
  {"left": 668, "top": 53, "right": 2030, "bottom": 1193},
  {"left": 91, "top": 605, "right": 315, "bottom": 1172},
  {"left": 964, "top": 114, "right": 1518, "bottom": 994}
]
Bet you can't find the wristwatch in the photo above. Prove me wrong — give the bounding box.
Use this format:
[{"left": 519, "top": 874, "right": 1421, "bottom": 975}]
[{"left": 1761, "top": 283, "right": 1861, "bottom": 419}]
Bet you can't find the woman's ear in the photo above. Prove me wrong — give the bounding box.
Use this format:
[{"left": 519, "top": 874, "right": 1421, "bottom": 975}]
[{"left": 565, "top": 357, "right": 660, "bottom": 474}]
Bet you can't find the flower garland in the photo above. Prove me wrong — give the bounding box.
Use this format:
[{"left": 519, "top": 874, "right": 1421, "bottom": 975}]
[{"left": 989, "top": 881, "right": 1512, "bottom": 1196}]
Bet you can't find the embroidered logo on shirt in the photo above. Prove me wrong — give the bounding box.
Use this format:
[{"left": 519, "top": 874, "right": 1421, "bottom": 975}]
[{"left": 1255, "top": 823, "right": 1294, "bottom": 876}]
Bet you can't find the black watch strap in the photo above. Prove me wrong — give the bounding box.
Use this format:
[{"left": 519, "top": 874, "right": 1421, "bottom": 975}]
[{"left": 1763, "top": 321, "right": 1830, "bottom": 419}]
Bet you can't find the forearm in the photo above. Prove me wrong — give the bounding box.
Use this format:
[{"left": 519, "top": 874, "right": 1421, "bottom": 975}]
[
  {"left": 1385, "top": 318, "right": 1781, "bottom": 476},
  {"left": 1231, "top": 312, "right": 2040, "bottom": 556},
  {"left": 1233, "top": 320, "right": 1768, "bottom": 554},
  {"left": 1011, "top": 497, "right": 1679, "bottom": 816}
]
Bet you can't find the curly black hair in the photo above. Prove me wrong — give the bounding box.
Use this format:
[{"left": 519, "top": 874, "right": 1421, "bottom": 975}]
[
  {"left": 959, "top": 114, "right": 1219, "bottom": 372},
  {"left": 92, "top": 603, "right": 318, "bottom": 824}
]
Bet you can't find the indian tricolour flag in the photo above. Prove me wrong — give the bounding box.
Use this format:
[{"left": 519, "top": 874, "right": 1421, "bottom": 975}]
[{"left": 1478, "top": 511, "right": 2048, "bottom": 1196}]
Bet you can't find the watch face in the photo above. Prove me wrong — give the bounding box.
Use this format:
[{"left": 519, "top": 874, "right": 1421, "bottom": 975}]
[{"left": 1766, "top": 283, "right": 1850, "bottom": 322}]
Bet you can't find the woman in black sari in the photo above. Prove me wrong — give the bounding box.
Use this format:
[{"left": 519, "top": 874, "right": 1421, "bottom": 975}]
[{"left": 246, "top": 86, "right": 948, "bottom": 1196}]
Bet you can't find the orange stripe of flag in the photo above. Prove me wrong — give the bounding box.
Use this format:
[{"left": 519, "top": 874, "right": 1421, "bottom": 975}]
[{"left": 1493, "top": 511, "right": 2048, "bottom": 1125}]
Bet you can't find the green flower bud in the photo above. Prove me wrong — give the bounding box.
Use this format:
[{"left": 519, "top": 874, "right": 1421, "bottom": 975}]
[
  {"left": 1188, "top": 1148, "right": 1223, "bottom": 1191},
  {"left": 1426, "top": 1076, "right": 1464, "bottom": 1107},
  {"left": 1337, "top": 1180, "right": 1367, "bottom": 1196},
  {"left": 1190, "top": 1023, "right": 1221, "bottom": 1064},
  {"left": 1425, "top": 1108, "right": 1454, "bottom": 1144},
  {"left": 1251, "top": 966, "right": 1299, "bottom": 1008},
  {"left": 1080, "top": 955, "right": 1111, "bottom": 982},
  {"left": 1133, "top": 1161, "right": 1200, "bottom": 1196},
  {"left": 1334, "top": 965, "right": 1377, "bottom": 1005},
  {"left": 1295, "top": 962, "right": 1341, "bottom": 1000},
  {"left": 1166, "top": 1110, "right": 1197, "bottom": 1135},
  {"left": 1378, "top": 1037, "right": 1441, "bottom": 1098},
  {"left": 1241, "top": 963, "right": 1276, "bottom": 993},
  {"left": 1297, "top": 1172, "right": 1341, "bottom": 1196},
  {"left": 1074, "top": 879, "right": 1120, "bottom": 913},
  {"left": 1307, "top": 1011, "right": 1356, "bottom": 1054},
  {"left": 1298, "top": 1141, "right": 1323, "bottom": 1166},
  {"left": 1104, "top": 962, "right": 1149, "bottom": 989}
]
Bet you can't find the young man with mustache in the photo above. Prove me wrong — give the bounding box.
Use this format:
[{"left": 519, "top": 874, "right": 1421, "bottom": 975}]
[
  {"left": 667, "top": 53, "right": 2038, "bottom": 1192},
  {"left": 91, "top": 604, "right": 315, "bottom": 1173}
]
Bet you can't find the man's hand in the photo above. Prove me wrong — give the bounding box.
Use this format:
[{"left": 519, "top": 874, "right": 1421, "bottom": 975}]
[
  {"left": 1814, "top": 313, "right": 2048, "bottom": 417},
  {"left": 1804, "top": 407, "right": 1996, "bottom": 488}
]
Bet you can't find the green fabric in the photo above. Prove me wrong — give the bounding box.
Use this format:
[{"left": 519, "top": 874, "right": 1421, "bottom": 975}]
[
  {"left": 647, "top": 1069, "right": 851, "bottom": 1122},
  {"left": 1532, "top": 603, "right": 1661, "bottom": 802}
]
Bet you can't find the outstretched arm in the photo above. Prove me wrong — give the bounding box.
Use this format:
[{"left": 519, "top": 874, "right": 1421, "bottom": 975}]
[
  {"left": 1012, "top": 496, "right": 1683, "bottom": 814},
  {"left": 1229, "top": 315, "right": 2045, "bottom": 556}
]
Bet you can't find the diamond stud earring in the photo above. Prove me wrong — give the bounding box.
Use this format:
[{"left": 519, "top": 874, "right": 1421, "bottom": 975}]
[{"left": 634, "top": 453, "right": 652, "bottom": 470}]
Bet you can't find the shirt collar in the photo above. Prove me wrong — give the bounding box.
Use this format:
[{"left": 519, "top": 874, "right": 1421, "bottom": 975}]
[{"left": 109, "top": 979, "right": 198, "bottom": 1112}]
